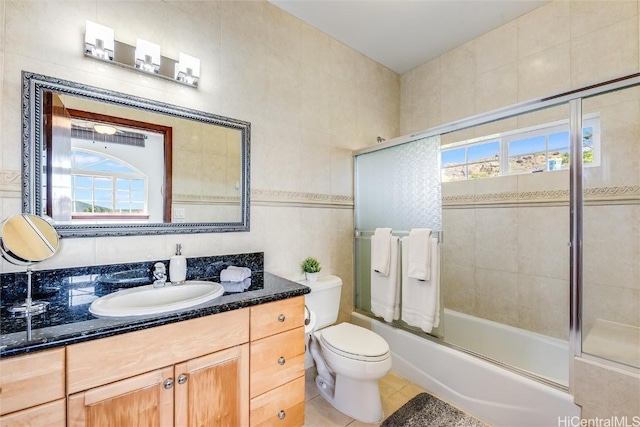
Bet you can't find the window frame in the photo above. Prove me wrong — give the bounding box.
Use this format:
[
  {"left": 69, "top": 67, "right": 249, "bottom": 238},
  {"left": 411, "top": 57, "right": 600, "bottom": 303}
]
[{"left": 440, "top": 114, "right": 601, "bottom": 182}]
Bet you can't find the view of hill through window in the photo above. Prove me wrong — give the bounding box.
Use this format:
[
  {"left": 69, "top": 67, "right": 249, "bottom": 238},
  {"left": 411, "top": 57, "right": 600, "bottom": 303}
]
[{"left": 441, "top": 119, "right": 598, "bottom": 182}]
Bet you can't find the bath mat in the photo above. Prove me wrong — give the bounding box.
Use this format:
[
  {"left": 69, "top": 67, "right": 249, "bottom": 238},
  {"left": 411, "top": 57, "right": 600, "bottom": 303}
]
[{"left": 381, "top": 393, "right": 489, "bottom": 427}]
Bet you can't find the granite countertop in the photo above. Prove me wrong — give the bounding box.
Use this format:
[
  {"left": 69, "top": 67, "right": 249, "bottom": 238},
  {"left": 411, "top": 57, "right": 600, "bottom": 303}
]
[{"left": 0, "top": 272, "right": 309, "bottom": 358}]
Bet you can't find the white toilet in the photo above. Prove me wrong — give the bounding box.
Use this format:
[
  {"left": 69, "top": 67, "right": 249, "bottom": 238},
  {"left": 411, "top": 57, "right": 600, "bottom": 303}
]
[{"left": 301, "top": 275, "right": 392, "bottom": 424}]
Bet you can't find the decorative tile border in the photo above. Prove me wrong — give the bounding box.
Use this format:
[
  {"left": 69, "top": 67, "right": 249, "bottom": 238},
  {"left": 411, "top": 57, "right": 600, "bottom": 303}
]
[
  {"left": 7, "top": 164, "right": 634, "bottom": 210},
  {"left": 0, "top": 170, "right": 21, "bottom": 194},
  {"left": 251, "top": 189, "right": 354, "bottom": 208},
  {"left": 0, "top": 170, "right": 355, "bottom": 210},
  {"left": 518, "top": 189, "right": 570, "bottom": 203},
  {"left": 173, "top": 193, "right": 241, "bottom": 205},
  {"left": 585, "top": 185, "right": 640, "bottom": 199},
  {"left": 444, "top": 185, "right": 640, "bottom": 208}
]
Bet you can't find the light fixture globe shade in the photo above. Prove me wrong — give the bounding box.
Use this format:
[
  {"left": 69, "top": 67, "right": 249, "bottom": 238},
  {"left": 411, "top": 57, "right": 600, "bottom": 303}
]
[{"left": 93, "top": 124, "right": 117, "bottom": 135}]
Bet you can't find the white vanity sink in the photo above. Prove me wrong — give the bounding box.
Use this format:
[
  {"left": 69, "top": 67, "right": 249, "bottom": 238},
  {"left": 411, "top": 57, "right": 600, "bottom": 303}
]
[{"left": 89, "top": 280, "right": 225, "bottom": 318}]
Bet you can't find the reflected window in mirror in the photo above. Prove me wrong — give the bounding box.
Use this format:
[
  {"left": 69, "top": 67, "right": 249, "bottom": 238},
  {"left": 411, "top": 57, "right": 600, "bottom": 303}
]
[
  {"left": 43, "top": 96, "right": 172, "bottom": 224},
  {"left": 70, "top": 150, "right": 149, "bottom": 220}
]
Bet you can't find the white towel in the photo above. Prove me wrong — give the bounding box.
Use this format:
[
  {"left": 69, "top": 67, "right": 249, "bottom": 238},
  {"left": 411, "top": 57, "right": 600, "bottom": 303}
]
[
  {"left": 220, "top": 266, "right": 251, "bottom": 282},
  {"left": 221, "top": 277, "right": 251, "bottom": 293},
  {"left": 407, "top": 228, "right": 431, "bottom": 281},
  {"left": 371, "top": 228, "right": 393, "bottom": 276},
  {"left": 401, "top": 236, "right": 440, "bottom": 333},
  {"left": 370, "top": 236, "right": 400, "bottom": 323}
]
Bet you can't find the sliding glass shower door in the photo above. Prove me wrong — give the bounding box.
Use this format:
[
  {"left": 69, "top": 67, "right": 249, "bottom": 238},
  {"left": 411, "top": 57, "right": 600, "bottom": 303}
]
[
  {"left": 438, "top": 103, "right": 573, "bottom": 387},
  {"left": 354, "top": 135, "right": 443, "bottom": 338},
  {"left": 353, "top": 74, "right": 640, "bottom": 389},
  {"left": 581, "top": 84, "right": 640, "bottom": 369}
]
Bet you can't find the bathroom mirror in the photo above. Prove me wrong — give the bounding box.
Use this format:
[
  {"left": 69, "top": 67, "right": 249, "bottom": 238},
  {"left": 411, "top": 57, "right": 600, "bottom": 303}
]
[{"left": 22, "top": 72, "right": 250, "bottom": 237}]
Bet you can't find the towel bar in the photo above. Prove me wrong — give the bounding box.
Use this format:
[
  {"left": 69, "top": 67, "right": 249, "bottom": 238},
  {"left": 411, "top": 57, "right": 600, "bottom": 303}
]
[{"left": 355, "top": 229, "right": 442, "bottom": 243}]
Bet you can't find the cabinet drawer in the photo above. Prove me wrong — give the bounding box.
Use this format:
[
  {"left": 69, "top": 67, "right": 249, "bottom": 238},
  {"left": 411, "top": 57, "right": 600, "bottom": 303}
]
[
  {"left": 250, "top": 376, "right": 305, "bottom": 427},
  {"left": 250, "top": 296, "right": 304, "bottom": 340},
  {"left": 0, "top": 399, "right": 66, "bottom": 427},
  {"left": 0, "top": 348, "right": 65, "bottom": 415},
  {"left": 250, "top": 327, "right": 305, "bottom": 398},
  {"left": 67, "top": 308, "right": 249, "bottom": 393}
]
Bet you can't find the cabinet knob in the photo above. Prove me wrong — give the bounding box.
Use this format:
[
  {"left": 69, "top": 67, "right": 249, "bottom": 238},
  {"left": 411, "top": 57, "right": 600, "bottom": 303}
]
[
  {"left": 163, "top": 378, "right": 174, "bottom": 389},
  {"left": 278, "top": 410, "right": 286, "bottom": 420},
  {"left": 278, "top": 357, "right": 286, "bottom": 365},
  {"left": 278, "top": 314, "right": 286, "bottom": 322},
  {"left": 178, "top": 374, "right": 188, "bottom": 385}
]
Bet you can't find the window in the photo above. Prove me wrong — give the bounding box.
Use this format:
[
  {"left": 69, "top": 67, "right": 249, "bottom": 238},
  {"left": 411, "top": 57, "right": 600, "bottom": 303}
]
[
  {"left": 441, "top": 140, "right": 500, "bottom": 182},
  {"left": 71, "top": 149, "right": 148, "bottom": 217},
  {"left": 441, "top": 116, "right": 600, "bottom": 182}
]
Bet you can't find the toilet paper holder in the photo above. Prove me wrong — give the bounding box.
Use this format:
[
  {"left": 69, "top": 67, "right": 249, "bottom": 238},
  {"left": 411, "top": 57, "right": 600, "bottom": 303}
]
[
  {"left": 304, "top": 305, "right": 317, "bottom": 334},
  {"left": 304, "top": 305, "right": 311, "bottom": 326}
]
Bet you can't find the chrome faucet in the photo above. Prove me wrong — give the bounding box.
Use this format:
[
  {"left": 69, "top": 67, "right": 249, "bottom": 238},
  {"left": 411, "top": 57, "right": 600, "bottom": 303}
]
[{"left": 153, "top": 262, "right": 167, "bottom": 288}]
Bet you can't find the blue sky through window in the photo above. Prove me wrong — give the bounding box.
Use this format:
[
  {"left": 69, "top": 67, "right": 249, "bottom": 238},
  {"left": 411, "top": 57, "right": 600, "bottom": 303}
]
[
  {"left": 509, "top": 135, "right": 545, "bottom": 156},
  {"left": 548, "top": 131, "right": 569, "bottom": 150},
  {"left": 441, "top": 147, "right": 465, "bottom": 167},
  {"left": 468, "top": 141, "right": 499, "bottom": 162},
  {"left": 72, "top": 151, "right": 137, "bottom": 174}
]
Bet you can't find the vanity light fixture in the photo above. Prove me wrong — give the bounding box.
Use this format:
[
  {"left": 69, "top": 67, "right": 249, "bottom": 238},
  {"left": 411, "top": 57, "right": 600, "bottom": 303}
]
[
  {"left": 135, "top": 39, "right": 161, "bottom": 74},
  {"left": 84, "top": 20, "right": 114, "bottom": 61},
  {"left": 175, "top": 53, "right": 200, "bottom": 86},
  {"left": 82, "top": 21, "right": 200, "bottom": 88}
]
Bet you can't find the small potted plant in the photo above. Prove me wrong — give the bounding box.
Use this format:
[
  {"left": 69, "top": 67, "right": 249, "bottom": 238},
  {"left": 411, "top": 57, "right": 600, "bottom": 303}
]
[{"left": 300, "top": 257, "right": 321, "bottom": 282}]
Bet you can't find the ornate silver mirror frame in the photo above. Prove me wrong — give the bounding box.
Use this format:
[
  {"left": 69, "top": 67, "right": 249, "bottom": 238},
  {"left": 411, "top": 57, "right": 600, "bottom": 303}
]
[{"left": 21, "top": 71, "right": 250, "bottom": 237}]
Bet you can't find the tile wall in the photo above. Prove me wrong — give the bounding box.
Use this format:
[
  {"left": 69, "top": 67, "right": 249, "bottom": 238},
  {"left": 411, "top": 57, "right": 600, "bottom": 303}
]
[
  {"left": 0, "top": 0, "right": 400, "bottom": 324},
  {"left": 400, "top": 0, "right": 640, "bottom": 418},
  {"left": 403, "top": 0, "right": 640, "bottom": 338}
]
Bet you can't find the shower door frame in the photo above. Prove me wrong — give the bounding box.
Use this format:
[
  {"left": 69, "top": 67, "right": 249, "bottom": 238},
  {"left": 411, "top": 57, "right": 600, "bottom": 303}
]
[{"left": 353, "top": 71, "right": 640, "bottom": 394}]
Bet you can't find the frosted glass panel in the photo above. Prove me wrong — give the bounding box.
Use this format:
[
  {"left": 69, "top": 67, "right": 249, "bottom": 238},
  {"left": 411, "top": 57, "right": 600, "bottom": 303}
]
[
  {"left": 355, "top": 136, "right": 441, "bottom": 231},
  {"left": 354, "top": 135, "right": 444, "bottom": 339}
]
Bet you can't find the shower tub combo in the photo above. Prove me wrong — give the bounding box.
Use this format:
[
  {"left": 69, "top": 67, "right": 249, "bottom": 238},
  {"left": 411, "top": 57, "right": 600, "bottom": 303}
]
[{"left": 352, "top": 310, "right": 581, "bottom": 427}]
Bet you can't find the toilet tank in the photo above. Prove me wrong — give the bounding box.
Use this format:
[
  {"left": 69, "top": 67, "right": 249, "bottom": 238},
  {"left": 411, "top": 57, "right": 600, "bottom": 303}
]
[{"left": 301, "top": 275, "right": 342, "bottom": 330}]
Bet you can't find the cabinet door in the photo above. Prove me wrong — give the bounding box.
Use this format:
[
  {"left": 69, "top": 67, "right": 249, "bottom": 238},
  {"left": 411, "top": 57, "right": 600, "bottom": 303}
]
[
  {"left": 174, "top": 344, "right": 249, "bottom": 427},
  {"left": 68, "top": 366, "right": 174, "bottom": 427}
]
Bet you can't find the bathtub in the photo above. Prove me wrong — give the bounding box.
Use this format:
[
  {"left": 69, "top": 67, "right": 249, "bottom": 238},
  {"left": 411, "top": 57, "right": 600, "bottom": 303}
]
[
  {"left": 444, "top": 309, "right": 570, "bottom": 386},
  {"left": 351, "top": 310, "right": 581, "bottom": 427}
]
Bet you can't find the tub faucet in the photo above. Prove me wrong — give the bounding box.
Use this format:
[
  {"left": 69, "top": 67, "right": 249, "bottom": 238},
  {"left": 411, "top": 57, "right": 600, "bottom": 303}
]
[{"left": 153, "top": 262, "right": 167, "bottom": 287}]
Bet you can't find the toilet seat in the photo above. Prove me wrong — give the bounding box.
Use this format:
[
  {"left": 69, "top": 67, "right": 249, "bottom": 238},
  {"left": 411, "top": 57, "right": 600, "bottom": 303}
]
[{"left": 320, "top": 323, "right": 390, "bottom": 362}]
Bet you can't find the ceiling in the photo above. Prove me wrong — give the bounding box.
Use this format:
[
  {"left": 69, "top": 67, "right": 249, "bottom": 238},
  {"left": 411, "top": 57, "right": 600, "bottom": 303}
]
[{"left": 269, "top": 0, "right": 548, "bottom": 74}]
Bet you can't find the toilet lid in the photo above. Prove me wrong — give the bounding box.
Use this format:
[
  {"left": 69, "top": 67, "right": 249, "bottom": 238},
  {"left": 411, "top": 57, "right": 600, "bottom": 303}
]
[{"left": 320, "top": 323, "right": 389, "bottom": 361}]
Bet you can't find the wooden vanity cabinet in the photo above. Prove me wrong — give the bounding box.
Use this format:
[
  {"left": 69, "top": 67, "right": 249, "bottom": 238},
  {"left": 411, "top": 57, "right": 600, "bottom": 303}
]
[
  {"left": 68, "top": 345, "right": 249, "bottom": 427},
  {"left": 66, "top": 308, "right": 250, "bottom": 427},
  {"left": 0, "top": 295, "right": 306, "bottom": 427},
  {"left": 0, "top": 348, "right": 66, "bottom": 427},
  {"left": 249, "top": 296, "right": 306, "bottom": 427}
]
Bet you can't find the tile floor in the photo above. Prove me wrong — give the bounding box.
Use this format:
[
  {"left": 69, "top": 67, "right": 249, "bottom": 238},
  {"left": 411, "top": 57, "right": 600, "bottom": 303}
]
[{"left": 303, "top": 368, "right": 427, "bottom": 427}]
